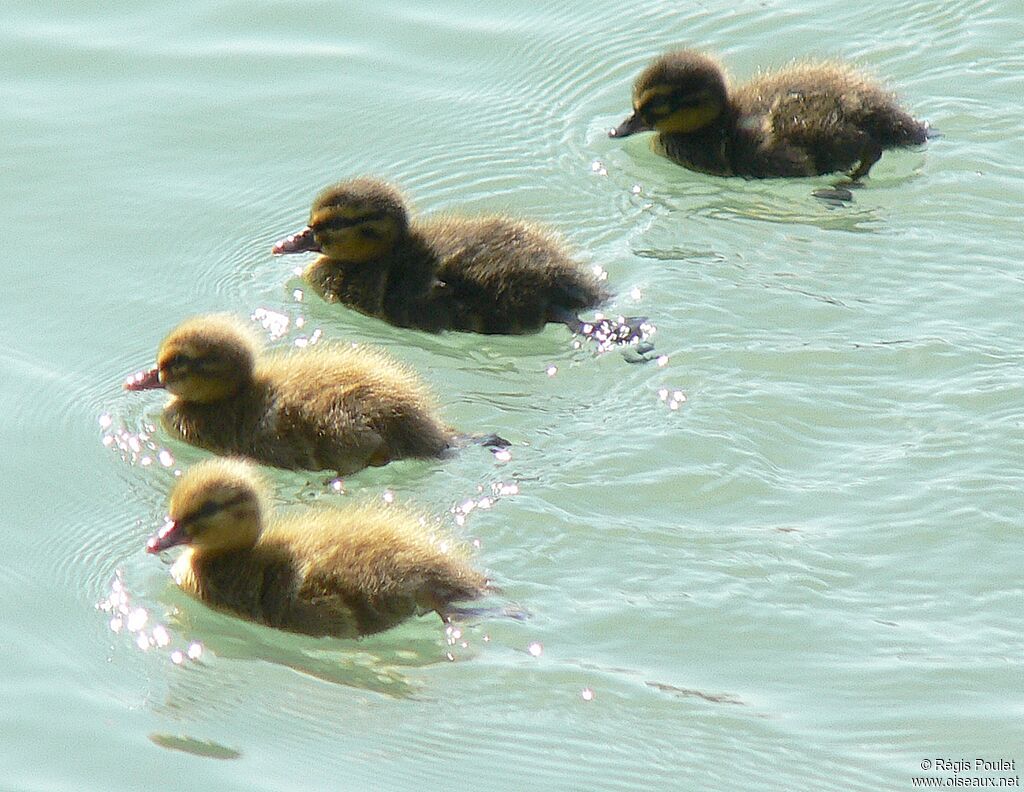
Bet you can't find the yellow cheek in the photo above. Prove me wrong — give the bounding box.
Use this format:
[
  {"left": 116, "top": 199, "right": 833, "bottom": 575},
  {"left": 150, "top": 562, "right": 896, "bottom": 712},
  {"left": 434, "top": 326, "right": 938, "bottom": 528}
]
[
  {"left": 322, "top": 226, "right": 394, "bottom": 263},
  {"left": 655, "top": 102, "right": 722, "bottom": 133},
  {"left": 167, "top": 374, "right": 236, "bottom": 403}
]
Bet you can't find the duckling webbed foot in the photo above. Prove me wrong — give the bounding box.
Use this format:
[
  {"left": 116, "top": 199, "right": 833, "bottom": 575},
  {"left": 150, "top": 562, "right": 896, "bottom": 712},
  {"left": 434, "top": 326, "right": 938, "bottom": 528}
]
[
  {"left": 847, "top": 138, "right": 883, "bottom": 182},
  {"left": 450, "top": 432, "right": 512, "bottom": 460},
  {"left": 813, "top": 178, "right": 866, "bottom": 205},
  {"left": 552, "top": 307, "right": 656, "bottom": 356},
  {"left": 579, "top": 316, "right": 658, "bottom": 361}
]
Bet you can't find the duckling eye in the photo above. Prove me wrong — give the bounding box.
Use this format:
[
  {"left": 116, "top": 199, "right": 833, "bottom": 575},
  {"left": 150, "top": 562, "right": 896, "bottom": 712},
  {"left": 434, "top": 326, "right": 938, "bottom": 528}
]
[
  {"left": 640, "top": 92, "right": 703, "bottom": 119},
  {"left": 161, "top": 353, "right": 194, "bottom": 377},
  {"left": 646, "top": 101, "right": 672, "bottom": 117},
  {"left": 181, "top": 492, "right": 249, "bottom": 527},
  {"left": 358, "top": 225, "right": 383, "bottom": 240},
  {"left": 314, "top": 209, "right": 388, "bottom": 233},
  {"left": 162, "top": 353, "right": 222, "bottom": 377},
  {"left": 182, "top": 499, "right": 224, "bottom": 525}
]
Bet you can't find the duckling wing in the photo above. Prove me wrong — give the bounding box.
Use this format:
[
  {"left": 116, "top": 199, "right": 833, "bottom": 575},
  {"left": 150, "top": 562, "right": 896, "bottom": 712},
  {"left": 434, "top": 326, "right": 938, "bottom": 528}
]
[
  {"left": 247, "top": 359, "right": 384, "bottom": 473},
  {"left": 285, "top": 508, "right": 485, "bottom": 635},
  {"left": 735, "top": 65, "right": 910, "bottom": 175},
  {"left": 427, "top": 217, "right": 605, "bottom": 333},
  {"left": 260, "top": 350, "right": 450, "bottom": 472}
]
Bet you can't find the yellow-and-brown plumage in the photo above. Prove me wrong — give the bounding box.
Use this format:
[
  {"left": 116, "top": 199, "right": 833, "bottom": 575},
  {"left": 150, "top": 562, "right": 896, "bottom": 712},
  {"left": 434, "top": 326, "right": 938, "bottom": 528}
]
[
  {"left": 610, "top": 50, "right": 930, "bottom": 180},
  {"left": 124, "top": 314, "right": 452, "bottom": 474},
  {"left": 272, "top": 178, "right": 610, "bottom": 334},
  {"left": 146, "top": 458, "right": 487, "bottom": 637}
]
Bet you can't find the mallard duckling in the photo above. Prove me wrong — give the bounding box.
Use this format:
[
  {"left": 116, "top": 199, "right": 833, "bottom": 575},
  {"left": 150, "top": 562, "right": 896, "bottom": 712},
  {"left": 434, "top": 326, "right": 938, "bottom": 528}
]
[
  {"left": 272, "top": 178, "right": 641, "bottom": 338},
  {"left": 146, "top": 458, "right": 488, "bottom": 637},
  {"left": 610, "top": 50, "right": 930, "bottom": 180},
  {"left": 124, "top": 314, "right": 452, "bottom": 474}
]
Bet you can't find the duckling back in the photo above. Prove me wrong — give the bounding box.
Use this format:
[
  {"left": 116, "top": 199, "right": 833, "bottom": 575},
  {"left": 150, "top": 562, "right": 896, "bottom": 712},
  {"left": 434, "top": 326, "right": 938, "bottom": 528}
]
[
  {"left": 277, "top": 179, "right": 608, "bottom": 334},
  {"left": 615, "top": 50, "right": 929, "bottom": 180},
  {"left": 421, "top": 216, "right": 608, "bottom": 334},
  {"left": 176, "top": 503, "right": 487, "bottom": 637},
  {"left": 728, "top": 62, "right": 929, "bottom": 177},
  {"left": 164, "top": 343, "right": 452, "bottom": 474}
]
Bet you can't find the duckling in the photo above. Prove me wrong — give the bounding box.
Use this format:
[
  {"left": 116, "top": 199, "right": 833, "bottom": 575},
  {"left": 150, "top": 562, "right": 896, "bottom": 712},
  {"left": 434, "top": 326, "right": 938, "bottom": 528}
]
[
  {"left": 272, "top": 178, "right": 646, "bottom": 342},
  {"left": 610, "top": 50, "right": 930, "bottom": 180},
  {"left": 124, "top": 314, "right": 453, "bottom": 474},
  {"left": 146, "top": 458, "right": 488, "bottom": 637}
]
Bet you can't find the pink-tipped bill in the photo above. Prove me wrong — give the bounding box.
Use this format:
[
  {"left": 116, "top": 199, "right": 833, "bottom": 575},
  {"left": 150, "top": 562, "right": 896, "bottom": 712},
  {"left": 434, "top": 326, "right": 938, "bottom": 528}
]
[
  {"left": 271, "top": 226, "right": 321, "bottom": 255},
  {"left": 146, "top": 520, "right": 190, "bottom": 553},
  {"left": 609, "top": 112, "right": 651, "bottom": 138},
  {"left": 124, "top": 367, "right": 162, "bottom": 391}
]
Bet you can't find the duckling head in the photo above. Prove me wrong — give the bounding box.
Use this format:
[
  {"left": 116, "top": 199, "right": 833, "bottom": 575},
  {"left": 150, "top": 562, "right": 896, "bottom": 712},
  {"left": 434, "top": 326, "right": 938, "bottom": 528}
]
[
  {"left": 124, "top": 314, "right": 260, "bottom": 403},
  {"left": 610, "top": 50, "right": 728, "bottom": 138},
  {"left": 147, "top": 458, "right": 267, "bottom": 555},
  {"left": 272, "top": 178, "right": 409, "bottom": 264}
]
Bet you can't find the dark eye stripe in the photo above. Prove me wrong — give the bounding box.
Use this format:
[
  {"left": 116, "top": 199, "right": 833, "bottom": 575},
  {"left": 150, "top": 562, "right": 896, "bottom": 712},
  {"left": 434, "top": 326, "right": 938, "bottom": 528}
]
[
  {"left": 641, "top": 92, "right": 704, "bottom": 114},
  {"left": 314, "top": 211, "right": 389, "bottom": 232},
  {"left": 161, "top": 354, "right": 224, "bottom": 375},
  {"left": 161, "top": 353, "right": 194, "bottom": 370},
  {"left": 181, "top": 492, "right": 249, "bottom": 525}
]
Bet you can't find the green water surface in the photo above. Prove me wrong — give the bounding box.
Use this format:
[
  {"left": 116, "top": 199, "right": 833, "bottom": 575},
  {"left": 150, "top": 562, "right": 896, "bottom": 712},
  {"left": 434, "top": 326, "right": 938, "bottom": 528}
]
[{"left": 1, "top": 1, "right": 1021, "bottom": 789}]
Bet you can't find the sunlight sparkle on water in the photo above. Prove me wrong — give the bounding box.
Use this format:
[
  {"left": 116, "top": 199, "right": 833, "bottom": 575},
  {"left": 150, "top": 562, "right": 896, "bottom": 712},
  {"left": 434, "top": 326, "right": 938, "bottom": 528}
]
[
  {"left": 98, "top": 571, "right": 204, "bottom": 666},
  {"left": 452, "top": 481, "right": 519, "bottom": 526},
  {"left": 658, "top": 388, "right": 687, "bottom": 411},
  {"left": 252, "top": 308, "right": 290, "bottom": 340},
  {"left": 294, "top": 328, "right": 322, "bottom": 348},
  {"left": 657, "top": 355, "right": 669, "bottom": 367},
  {"left": 126, "top": 608, "right": 148, "bottom": 632},
  {"left": 103, "top": 422, "right": 178, "bottom": 468},
  {"left": 528, "top": 642, "right": 543, "bottom": 657},
  {"left": 590, "top": 160, "right": 608, "bottom": 177},
  {"left": 546, "top": 365, "right": 557, "bottom": 377},
  {"left": 581, "top": 688, "right": 595, "bottom": 701}
]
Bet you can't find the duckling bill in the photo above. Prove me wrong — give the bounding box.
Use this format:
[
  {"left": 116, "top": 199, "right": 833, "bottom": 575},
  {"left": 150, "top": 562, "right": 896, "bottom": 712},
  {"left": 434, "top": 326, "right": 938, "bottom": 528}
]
[
  {"left": 272, "top": 178, "right": 649, "bottom": 344},
  {"left": 124, "top": 314, "right": 453, "bottom": 474},
  {"left": 147, "top": 458, "right": 488, "bottom": 638},
  {"left": 610, "top": 50, "right": 930, "bottom": 180}
]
